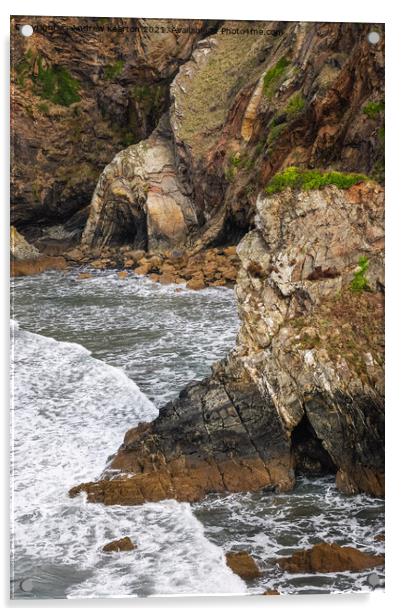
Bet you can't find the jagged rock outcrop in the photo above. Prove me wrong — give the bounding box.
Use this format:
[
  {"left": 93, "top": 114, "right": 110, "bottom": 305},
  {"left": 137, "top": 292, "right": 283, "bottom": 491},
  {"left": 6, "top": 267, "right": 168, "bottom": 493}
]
[
  {"left": 79, "top": 20, "right": 384, "bottom": 251},
  {"left": 81, "top": 116, "right": 197, "bottom": 250},
  {"left": 10, "top": 16, "right": 215, "bottom": 241},
  {"left": 70, "top": 181, "right": 384, "bottom": 504}
]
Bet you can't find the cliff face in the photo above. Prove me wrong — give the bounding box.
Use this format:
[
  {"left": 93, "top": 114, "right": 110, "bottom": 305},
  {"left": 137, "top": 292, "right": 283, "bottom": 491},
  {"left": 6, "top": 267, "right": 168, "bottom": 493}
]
[
  {"left": 81, "top": 21, "right": 384, "bottom": 251},
  {"left": 11, "top": 16, "right": 215, "bottom": 245},
  {"left": 70, "top": 181, "right": 384, "bottom": 504}
]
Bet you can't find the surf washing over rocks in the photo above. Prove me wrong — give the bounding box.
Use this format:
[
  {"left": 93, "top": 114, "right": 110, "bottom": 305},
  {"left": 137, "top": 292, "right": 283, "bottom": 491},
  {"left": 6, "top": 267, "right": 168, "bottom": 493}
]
[
  {"left": 10, "top": 274, "right": 245, "bottom": 597},
  {"left": 11, "top": 272, "right": 384, "bottom": 597}
]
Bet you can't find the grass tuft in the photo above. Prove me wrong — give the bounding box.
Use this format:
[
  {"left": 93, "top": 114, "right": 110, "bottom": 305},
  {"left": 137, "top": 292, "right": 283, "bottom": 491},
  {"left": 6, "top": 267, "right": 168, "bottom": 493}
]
[
  {"left": 263, "top": 57, "right": 290, "bottom": 99},
  {"left": 265, "top": 167, "right": 368, "bottom": 194}
]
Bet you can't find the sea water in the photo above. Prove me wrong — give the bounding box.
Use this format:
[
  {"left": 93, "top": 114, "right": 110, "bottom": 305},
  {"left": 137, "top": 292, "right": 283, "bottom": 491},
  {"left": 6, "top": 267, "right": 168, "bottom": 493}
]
[{"left": 10, "top": 269, "right": 384, "bottom": 597}]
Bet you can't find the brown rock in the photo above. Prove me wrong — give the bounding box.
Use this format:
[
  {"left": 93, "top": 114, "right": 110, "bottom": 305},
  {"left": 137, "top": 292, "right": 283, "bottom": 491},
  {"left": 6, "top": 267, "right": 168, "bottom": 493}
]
[
  {"left": 277, "top": 543, "right": 384, "bottom": 573},
  {"left": 118, "top": 271, "right": 128, "bottom": 279},
  {"left": 65, "top": 247, "right": 84, "bottom": 262},
  {"left": 158, "top": 273, "right": 176, "bottom": 285},
  {"left": 226, "top": 551, "right": 261, "bottom": 580},
  {"left": 125, "top": 250, "right": 146, "bottom": 264},
  {"left": 102, "top": 536, "right": 136, "bottom": 553},
  {"left": 374, "top": 534, "right": 385, "bottom": 542},
  {"left": 69, "top": 451, "right": 290, "bottom": 506},
  {"left": 210, "top": 279, "right": 227, "bottom": 287},
  {"left": 11, "top": 256, "right": 67, "bottom": 277},
  {"left": 160, "top": 262, "right": 177, "bottom": 275},
  {"left": 263, "top": 589, "right": 280, "bottom": 595},
  {"left": 223, "top": 246, "right": 237, "bottom": 257},
  {"left": 220, "top": 267, "right": 237, "bottom": 282},
  {"left": 187, "top": 277, "right": 206, "bottom": 290},
  {"left": 134, "top": 263, "right": 152, "bottom": 276},
  {"left": 78, "top": 272, "right": 92, "bottom": 280},
  {"left": 148, "top": 255, "right": 163, "bottom": 269},
  {"left": 149, "top": 273, "right": 161, "bottom": 283},
  {"left": 90, "top": 259, "right": 107, "bottom": 269},
  {"left": 336, "top": 468, "right": 385, "bottom": 498}
]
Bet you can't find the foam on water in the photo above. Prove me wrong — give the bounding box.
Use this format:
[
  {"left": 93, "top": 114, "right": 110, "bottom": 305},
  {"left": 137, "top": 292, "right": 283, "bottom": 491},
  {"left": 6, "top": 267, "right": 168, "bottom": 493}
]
[
  {"left": 11, "top": 270, "right": 239, "bottom": 406},
  {"left": 10, "top": 320, "right": 245, "bottom": 598},
  {"left": 193, "top": 477, "right": 385, "bottom": 594},
  {"left": 11, "top": 270, "right": 384, "bottom": 597}
]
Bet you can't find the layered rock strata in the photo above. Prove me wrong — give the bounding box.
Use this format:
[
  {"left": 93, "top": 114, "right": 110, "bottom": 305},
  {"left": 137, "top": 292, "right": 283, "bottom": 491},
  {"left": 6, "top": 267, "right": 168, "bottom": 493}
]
[
  {"left": 70, "top": 181, "right": 384, "bottom": 504},
  {"left": 81, "top": 116, "right": 197, "bottom": 250},
  {"left": 11, "top": 16, "right": 214, "bottom": 238}
]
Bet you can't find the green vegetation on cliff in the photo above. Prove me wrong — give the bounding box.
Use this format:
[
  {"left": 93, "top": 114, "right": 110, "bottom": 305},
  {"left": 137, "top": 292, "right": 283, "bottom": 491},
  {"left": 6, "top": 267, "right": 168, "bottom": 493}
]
[
  {"left": 16, "top": 52, "right": 81, "bottom": 106},
  {"left": 285, "top": 93, "right": 305, "bottom": 116},
  {"left": 263, "top": 57, "right": 290, "bottom": 98},
  {"left": 363, "top": 100, "right": 384, "bottom": 119},
  {"left": 265, "top": 167, "right": 368, "bottom": 194},
  {"left": 104, "top": 60, "right": 125, "bottom": 80},
  {"left": 350, "top": 256, "right": 370, "bottom": 292}
]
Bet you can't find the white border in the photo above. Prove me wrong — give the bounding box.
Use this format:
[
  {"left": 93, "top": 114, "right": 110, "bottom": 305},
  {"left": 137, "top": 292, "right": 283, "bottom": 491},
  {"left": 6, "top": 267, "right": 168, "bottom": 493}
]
[{"left": 2, "top": 1, "right": 400, "bottom": 614}]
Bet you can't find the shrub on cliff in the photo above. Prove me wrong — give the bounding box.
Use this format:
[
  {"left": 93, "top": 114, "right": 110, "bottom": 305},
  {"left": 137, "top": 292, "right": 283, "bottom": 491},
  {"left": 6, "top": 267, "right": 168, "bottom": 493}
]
[{"left": 265, "top": 167, "right": 368, "bottom": 194}]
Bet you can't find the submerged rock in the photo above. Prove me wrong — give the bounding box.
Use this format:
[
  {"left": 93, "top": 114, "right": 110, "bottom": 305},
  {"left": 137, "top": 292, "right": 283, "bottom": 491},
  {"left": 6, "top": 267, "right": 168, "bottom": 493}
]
[
  {"left": 102, "top": 536, "right": 136, "bottom": 553},
  {"left": 225, "top": 551, "right": 261, "bottom": 580},
  {"left": 277, "top": 543, "right": 384, "bottom": 573}
]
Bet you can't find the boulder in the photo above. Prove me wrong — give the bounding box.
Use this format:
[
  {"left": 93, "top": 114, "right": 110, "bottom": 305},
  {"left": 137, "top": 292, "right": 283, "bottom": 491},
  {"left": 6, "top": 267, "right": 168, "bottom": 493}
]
[
  {"left": 187, "top": 277, "right": 206, "bottom": 290},
  {"left": 277, "top": 543, "right": 384, "bottom": 573},
  {"left": 225, "top": 551, "right": 261, "bottom": 580},
  {"left": 102, "top": 536, "right": 136, "bottom": 553},
  {"left": 10, "top": 226, "right": 40, "bottom": 261},
  {"left": 134, "top": 263, "right": 152, "bottom": 276}
]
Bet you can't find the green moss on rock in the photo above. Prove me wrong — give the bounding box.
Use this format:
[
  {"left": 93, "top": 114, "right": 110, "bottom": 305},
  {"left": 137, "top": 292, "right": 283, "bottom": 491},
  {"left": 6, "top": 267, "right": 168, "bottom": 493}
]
[
  {"left": 104, "top": 60, "right": 125, "bottom": 80},
  {"left": 265, "top": 167, "right": 368, "bottom": 194},
  {"left": 285, "top": 93, "right": 305, "bottom": 116},
  {"left": 363, "top": 100, "right": 384, "bottom": 119},
  {"left": 263, "top": 57, "right": 290, "bottom": 99}
]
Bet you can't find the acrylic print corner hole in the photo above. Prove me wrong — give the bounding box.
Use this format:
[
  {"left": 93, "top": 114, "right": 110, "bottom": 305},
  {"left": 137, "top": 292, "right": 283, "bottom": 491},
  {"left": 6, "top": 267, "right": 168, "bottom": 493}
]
[
  {"left": 368, "top": 30, "right": 381, "bottom": 44},
  {"left": 20, "top": 24, "right": 33, "bottom": 37}
]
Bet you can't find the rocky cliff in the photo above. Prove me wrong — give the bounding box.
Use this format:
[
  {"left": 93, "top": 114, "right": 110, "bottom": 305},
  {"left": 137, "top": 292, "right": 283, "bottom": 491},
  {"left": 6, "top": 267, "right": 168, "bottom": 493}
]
[
  {"left": 11, "top": 16, "right": 216, "bottom": 247},
  {"left": 12, "top": 19, "right": 384, "bottom": 254},
  {"left": 81, "top": 20, "right": 384, "bottom": 252},
  {"left": 70, "top": 181, "right": 384, "bottom": 504}
]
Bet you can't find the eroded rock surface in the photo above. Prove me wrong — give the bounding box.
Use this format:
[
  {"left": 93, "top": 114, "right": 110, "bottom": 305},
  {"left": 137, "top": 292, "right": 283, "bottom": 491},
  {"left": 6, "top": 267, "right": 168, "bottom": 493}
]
[
  {"left": 81, "top": 116, "right": 197, "bottom": 251},
  {"left": 70, "top": 181, "right": 384, "bottom": 504}
]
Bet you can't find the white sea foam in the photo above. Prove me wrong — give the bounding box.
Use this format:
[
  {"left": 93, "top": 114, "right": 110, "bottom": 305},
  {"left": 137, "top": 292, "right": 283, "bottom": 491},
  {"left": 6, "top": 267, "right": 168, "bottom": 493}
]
[{"left": 11, "top": 323, "right": 245, "bottom": 598}]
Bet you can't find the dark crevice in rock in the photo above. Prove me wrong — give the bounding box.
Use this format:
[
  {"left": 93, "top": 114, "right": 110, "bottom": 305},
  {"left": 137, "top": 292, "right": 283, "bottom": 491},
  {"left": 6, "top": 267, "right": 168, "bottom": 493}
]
[{"left": 292, "top": 413, "right": 336, "bottom": 476}]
